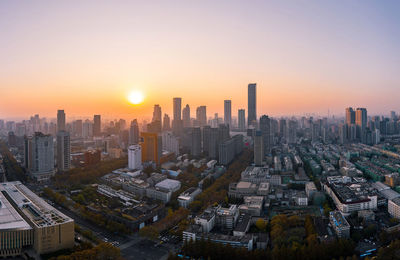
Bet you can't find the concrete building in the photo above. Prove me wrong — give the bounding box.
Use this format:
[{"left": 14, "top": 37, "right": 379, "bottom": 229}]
[
  {"left": 161, "top": 131, "right": 179, "bottom": 156},
  {"left": 57, "top": 109, "right": 66, "bottom": 132},
  {"left": 56, "top": 130, "right": 70, "bottom": 172},
  {"left": 178, "top": 187, "right": 202, "bottom": 208},
  {"left": 0, "top": 182, "right": 74, "bottom": 256},
  {"left": 93, "top": 114, "right": 101, "bottom": 137},
  {"left": 248, "top": 83, "right": 257, "bottom": 126},
  {"left": 224, "top": 100, "right": 232, "bottom": 127},
  {"left": 388, "top": 197, "right": 400, "bottom": 219},
  {"left": 24, "top": 132, "right": 55, "bottom": 182},
  {"left": 329, "top": 211, "right": 350, "bottom": 238},
  {"left": 254, "top": 131, "right": 264, "bottom": 166},
  {"left": 141, "top": 132, "right": 162, "bottom": 165},
  {"left": 182, "top": 104, "right": 191, "bottom": 128},
  {"left": 238, "top": 109, "right": 246, "bottom": 131},
  {"left": 128, "top": 145, "right": 142, "bottom": 170}
]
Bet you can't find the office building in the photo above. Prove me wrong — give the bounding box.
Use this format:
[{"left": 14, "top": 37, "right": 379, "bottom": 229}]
[
  {"left": 163, "top": 114, "right": 171, "bottom": 131},
  {"left": 0, "top": 182, "right": 74, "bottom": 257},
  {"left": 345, "top": 107, "right": 355, "bottom": 125},
  {"left": 72, "top": 119, "right": 83, "bottom": 137},
  {"left": 191, "top": 127, "right": 202, "bottom": 157},
  {"left": 238, "top": 109, "right": 245, "bottom": 131},
  {"left": 129, "top": 119, "right": 140, "bottom": 145},
  {"left": 224, "top": 100, "right": 232, "bottom": 127},
  {"left": 254, "top": 131, "right": 263, "bottom": 166},
  {"left": 259, "top": 115, "right": 270, "bottom": 154},
  {"left": 141, "top": 132, "right": 162, "bottom": 164},
  {"left": 248, "top": 83, "right": 257, "bottom": 126},
  {"left": 152, "top": 104, "right": 162, "bottom": 123},
  {"left": 82, "top": 119, "right": 93, "bottom": 138},
  {"left": 128, "top": 145, "right": 142, "bottom": 170},
  {"left": 57, "top": 109, "right": 65, "bottom": 132},
  {"left": 162, "top": 131, "right": 179, "bottom": 155},
  {"left": 56, "top": 131, "right": 70, "bottom": 172},
  {"left": 178, "top": 187, "right": 202, "bottom": 208},
  {"left": 24, "top": 133, "right": 55, "bottom": 182},
  {"left": 182, "top": 104, "right": 191, "bottom": 128},
  {"left": 93, "top": 115, "right": 101, "bottom": 136},
  {"left": 196, "top": 106, "right": 207, "bottom": 127}
]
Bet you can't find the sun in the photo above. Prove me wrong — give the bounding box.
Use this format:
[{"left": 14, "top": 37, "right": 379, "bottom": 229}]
[{"left": 128, "top": 90, "right": 144, "bottom": 105}]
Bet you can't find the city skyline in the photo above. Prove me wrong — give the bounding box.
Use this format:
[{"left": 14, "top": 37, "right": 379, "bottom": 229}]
[{"left": 1, "top": 0, "right": 400, "bottom": 118}]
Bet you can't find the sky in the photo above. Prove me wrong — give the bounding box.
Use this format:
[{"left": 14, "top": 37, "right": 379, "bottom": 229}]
[{"left": 1, "top": 0, "right": 400, "bottom": 120}]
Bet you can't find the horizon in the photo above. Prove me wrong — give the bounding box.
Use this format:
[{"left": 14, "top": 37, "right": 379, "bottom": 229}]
[{"left": 1, "top": 0, "right": 400, "bottom": 118}]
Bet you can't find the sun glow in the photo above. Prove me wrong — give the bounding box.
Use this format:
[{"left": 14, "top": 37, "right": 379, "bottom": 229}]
[{"left": 128, "top": 90, "right": 144, "bottom": 105}]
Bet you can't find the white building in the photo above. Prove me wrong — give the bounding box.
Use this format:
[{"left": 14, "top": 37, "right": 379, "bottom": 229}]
[
  {"left": 56, "top": 131, "right": 71, "bottom": 172},
  {"left": 162, "top": 132, "right": 179, "bottom": 155},
  {"left": 128, "top": 145, "right": 142, "bottom": 170},
  {"left": 178, "top": 187, "right": 202, "bottom": 208},
  {"left": 388, "top": 197, "right": 400, "bottom": 219}
]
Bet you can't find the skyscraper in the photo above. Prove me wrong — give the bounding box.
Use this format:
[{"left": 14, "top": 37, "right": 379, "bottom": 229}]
[
  {"left": 93, "top": 115, "right": 101, "bottom": 137},
  {"left": 259, "top": 115, "right": 270, "bottom": 154},
  {"left": 56, "top": 131, "right": 71, "bottom": 172},
  {"left": 345, "top": 107, "right": 355, "bottom": 125},
  {"left": 129, "top": 119, "right": 140, "bottom": 145},
  {"left": 57, "top": 110, "right": 66, "bottom": 132},
  {"left": 224, "top": 100, "right": 232, "bottom": 127},
  {"left": 172, "top": 98, "right": 182, "bottom": 135},
  {"left": 355, "top": 108, "right": 367, "bottom": 130},
  {"left": 254, "top": 131, "right": 264, "bottom": 166},
  {"left": 196, "top": 106, "right": 207, "bottom": 127},
  {"left": 190, "top": 127, "right": 202, "bottom": 157},
  {"left": 128, "top": 145, "right": 142, "bottom": 170},
  {"left": 24, "top": 132, "right": 55, "bottom": 181},
  {"left": 163, "top": 114, "right": 171, "bottom": 131},
  {"left": 238, "top": 109, "right": 245, "bottom": 131},
  {"left": 152, "top": 104, "right": 162, "bottom": 123},
  {"left": 248, "top": 83, "right": 257, "bottom": 126},
  {"left": 72, "top": 120, "right": 83, "bottom": 137},
  {"left": 182, "top": 104, "right": 191, "bottom": 128},
  {"left": 140, "top": 132, "right": 162, "bottom": 165}
]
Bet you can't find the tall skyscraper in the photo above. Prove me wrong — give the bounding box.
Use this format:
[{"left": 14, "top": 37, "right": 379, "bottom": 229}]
[
  {"left": 57, "top": 110, "right": 66, "bottom": 132},
  {"left": 238, "top": 109, "right": 245, "bottom": 131},
  {"left": 140, "top": 132, "right": 162, "bottom": 165},
  {"left": 128, "top": 145, "right": 142, "bottom": 170},
  {"left": 72, "top": 120, "right": 83, "bottom": 137},
  {"left": 355, "top": 108, "right": 367, "bottom": 129},
  {"left": 196, "top": 106, "right": 207, "bottom": 127},
  {"left": 24, "top": 132, "right": 55, "bottom": 181},
  {"left": 248, "top": 83, "right": 257, "bottom": 126},
  {"left": 56, "top": 130, "right": 71, "bottom": 172},
  {"left": 224, "top": 100, "right": 232, "bottom": 127},
  {"left": 93, "top": 115, "right": 101, "bottom": 137},
  {"left": 129, "top": 119, "right": 140, "bottom": 145},
  {"left": 254, "top": 131, "right": 264, "bottom": 166},
  {"left": 259, "top": 115, "right": 270, "bottom": 154},
  {"left": 152, "top": 104, "right": 162, "bottom": 123},
  {"left": 182, "top": 104, "right": 191, "bottom": 128},
  {"left": 82, "top": 120, "right": 93, "bottom": 138},
  {"left": 345, "top": 107, "right": 355, "bottom": 125},
  {"left": 172, "top": 98, "right": 182, "bottom": 135},
  {"left": 163, "top": 114, "right": 171, "bottom": 131},
  {"left": 190, "top": 127, "right": 202, "bottom": 157}
]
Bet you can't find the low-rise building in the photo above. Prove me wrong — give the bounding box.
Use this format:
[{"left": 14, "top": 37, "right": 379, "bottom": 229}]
[
  {"left": 329, "top": 211, "right": 350, "bottom": 238},
  {"left": 178, "top": 187, "right": 202, "bottom": 208},
  {"left": 388, "top": 197, "right": 400, "bottom": 219}
]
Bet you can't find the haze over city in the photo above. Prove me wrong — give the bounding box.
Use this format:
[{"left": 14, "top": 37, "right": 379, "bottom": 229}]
[{"left": 1, "top": 0, "right": 400, "bottom": 119}]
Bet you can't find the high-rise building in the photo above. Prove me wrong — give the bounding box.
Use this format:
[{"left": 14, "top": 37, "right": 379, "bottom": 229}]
[
  {"left": 224, "top": 100, "right": 232, "bottom": 127},
  {"left": 162, "top": 132, "right": 179, "bottom": 155},
  {"left": 172, "top": 98, "right": 183, "bottom": 135},
  {"left": 72, "top": 120, "right": 83, "bottom": 137},
  {"left": 152, "top": 104, "right": 162, "bottom": 123},
  {"left": 182, "top": 104, "right": 191, "bottom": 128},
  {"left": 128, "top": 145, "right": 142, "bottom": 170},
  {"left": 190, "top": 127, "right": 202, "bottom": 157},
  {"left": 56, "top": 131, "right": 71, "bottom": 172},
  {"left": 238, "top": 109, "right": 245, "bottom": 131},
  {"left": 355, "top": 108, "right": 367, "bottom": 130},
  {"left": 287, "top": 120, "right": 297, "bottom": 144},
  {"left": 163, "top": 114, "right": 171, "bottom": 131},
  {"left": 254, "top": 131, "right": 264, "bottom": 166},
  {"left": 141, "top": 132, "right": 162, "bottom": 165},
  {"left": 57, "top": 110, "right": 66, "bottom": 132},
  {"left": 345, "top": 107, "right": 355, "bottom": 125},
  {"left": 24, "top": 132, "right": 55, "bottom": 182},
  {"left": 129, "top": 119, "right": 140, "bottom": 145},
  {"left": 93, "top": 115, "right": 101, "bottom": 137},
  {"left": 248, "top": 83, "right": 257, "bottom": 126},
  {"left": 202, "top": 126, "right": 219, "bottom": 159},
  {"left": 82, "top": 120, "right": 93, "bottom": 138},
  {"left": 259, "top": 115, "right": 270, "bottom": 154},
  {"left": 196, "top": 106, "right": 207, "bottom": 127}
]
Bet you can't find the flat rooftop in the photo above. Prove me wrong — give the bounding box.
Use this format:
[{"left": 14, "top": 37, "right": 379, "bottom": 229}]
[
  {"left": 0, "top": 190, "right": 31, "bottom": 231},
  {"left": 0, "top": 182, "right": 73, "bottom": 228}
]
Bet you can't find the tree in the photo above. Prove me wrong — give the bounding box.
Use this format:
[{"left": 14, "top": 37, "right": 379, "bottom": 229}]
[
  {"left": 139, "top": 226, "right": 159, "bottom": 240},
  {"left": 255, "top": 219, "right": 267, "bottom": 232}
]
